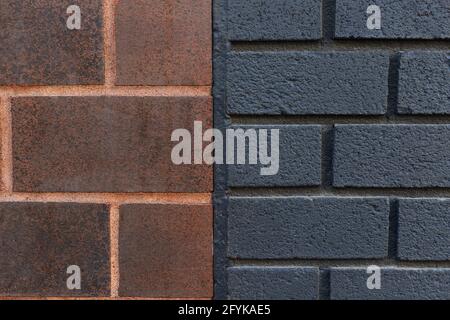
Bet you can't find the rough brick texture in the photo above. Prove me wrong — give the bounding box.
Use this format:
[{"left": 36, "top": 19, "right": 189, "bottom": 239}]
[
  {"left": 227, "top": 52, "right": 389, "bottom": 115},
  {"left": 398, "top": 51, "right": 450, "bottom": 114},
  {"left": 115, "top": 0, "right": 211, "bottom": 85},
  {"left": 227, "top": 0, "right": 322, "bottom": 41},
  {"left": 228, "top": 197, "right": 389, "bottom": 259},
  {"left": 214, "top": 0, "right": 450, "bottom": 300},
  {"left": 228, "top": 267, "right": 319, "bottom": 300},
  {"left": 333, "top": 125, "right": 450, "bottom": 188},
  {"left": 119, "top": 204, "right": 213, "bottom": 298},
  {"left": 335, "top": 0, "right": 450, "bottom": 39},
  {"left": 228, "top": 125, "right": 322, "bottom": 187},
  {"left": 0, "top": 0, "right": 212, "bottom": 300},
  {"left": 11, "top": 96, "right": 212, "bottom": 193},
  {"left": 0, "top": 203, "right": 110, "bottom": 297},
  {"left": 398, "top": 199, "right": 450, "bottom": 261},
  {"left": 330, "top": 268, "right": 450, "bottom": 300},
  {"left": 0, "top": 0, "right": 104, "bottom": 85}
]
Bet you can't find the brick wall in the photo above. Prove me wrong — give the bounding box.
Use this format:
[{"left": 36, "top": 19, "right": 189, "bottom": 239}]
[
  {"left": 0, "top": 0, "right": 212, "bottom": 299},
  {"left": 214, "top": 0, "right": 450, "bottom": 300}
]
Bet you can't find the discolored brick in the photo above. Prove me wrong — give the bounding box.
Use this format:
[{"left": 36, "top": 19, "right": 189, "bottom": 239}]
[
  {"left": 115, "top": 0, "right": 211, "bottom": 85},
  {"left": 0, "top": 0, "right": 104, "bottom": 85},
  {"left": 0, "top": 202, "right": 110, "bottom": 297},
  {"left": 12, "top": 96, "right": 212, "bottom": 193},
  {"left": 118, "top": 204, "right": 213, "bottom": 298}
]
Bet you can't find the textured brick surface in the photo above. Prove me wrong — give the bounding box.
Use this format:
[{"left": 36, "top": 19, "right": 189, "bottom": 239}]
[
  {"left": 11, "top": 96, "right": 212, "bottom": 193},
  {"left": 398, "top": 51, "right": 450, "bottom": 114},
  {"left": 228, "top": 197, "right": 389, "bottom": 259},
  {"left": 227, "top": 52, "right": 389, "bottom": 115},
  {"left": 335, "top": 0, "right": 450, "bottom": 39},
  {"left": 330, "top": 268, "right": 450, "bottom": 300},
  {"left": 334, "top": 125, "right": 450, "bottom": 188},
  {"left": 0, "top": 0, "right": 103, "bottom": 85},
  {"left": 228, "top": 125, "right": 322, "bottom": 187},
  {"left": 398, "top": 199, "right": 450, "bottom": 261},
  {"left": 119, "top": 204, "right": 213, "bottom": 298},
  {"left": 228, "top": 267, "right": 319, "bottom": 300},
  {"left": 0, "top": 203, "right": 110, "bottom": 297},
  {"left": 227, "top": 0, "right": 322, "bottom": 41},
  {"left": 115, "top": 0, "right": 211, "bottom": 85}
]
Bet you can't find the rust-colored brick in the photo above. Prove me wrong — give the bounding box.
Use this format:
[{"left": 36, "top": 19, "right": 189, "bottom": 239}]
[
  {"left": 11, "top": 96, "right": 212, "bottom": 193},
  {"left": 0, "top": 203, "right": 110, "bottom": 297},
  {"left": 115, "top": 0, "right": 212, "bottom": 85},
  {"left": 0, "top": 0, "right": 104, "bottom": 85},
  {"left": 118, "top": 204, "right": 213, "bottom": 298}
]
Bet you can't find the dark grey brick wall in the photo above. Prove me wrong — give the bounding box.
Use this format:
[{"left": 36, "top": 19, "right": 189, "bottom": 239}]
[
  {"left": 398, "top": 52, "right": 450, "bottom": 114},
  {"left": 335, "top": 0, "right": 450, "bottom": 39},
  {"left": 228, "top": 197, "right": 389, "bottom": 259},
  {"left": 330, "top": 268, "right": 450, "bottom": 300},
  {"left": 227, "top": 52, "right": 390, "bottom": 115},
  {"left": 214, "top": 0, "right": 450, "bottom": 300},
  {"left": 398, "top": 199, "right": 450, "bottom": 261},
  {"left": 227, "top": 0, "right": 322, "bottom": 41},
  {"left": 333, "top": 125, "right": 450, "bottom": 188},
  {"left": 228, "top": 125, "right": 322, "bottom": 187},
  {"left": 228, "top": 267, "right": 319, "bottom": 300}
]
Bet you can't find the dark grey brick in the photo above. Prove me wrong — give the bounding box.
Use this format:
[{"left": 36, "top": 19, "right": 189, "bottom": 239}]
[
  {"left": 330, "top": 268, "right": 450, "bottom": 300},
  {"left": 398, "top": 52, "right": 450, "bottom": 114},
  {"left": 335, "top": 0, "right": 450, "bottom": 39},
  {"left": 227, "top": 52, "right": 389, "bottom": 115},
  {"left": 227, "top": 0, "right": 322, "bottom": 41},
  {"left": 228, "top": 197, "right": 389, "bottom": 259},
  {"left": 228, "top": 267, "right": 319, "bottom": 300},
  {"left": 334, "top": 125, "right": 450, "bottom": 188},
  {"left": 228, "top": 125, "right": 321, "bottom": 187},
  {"left": 398, "top": 199, "right": 450, "bottom": 261}
]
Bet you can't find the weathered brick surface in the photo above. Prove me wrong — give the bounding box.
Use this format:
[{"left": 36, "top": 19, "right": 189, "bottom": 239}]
[
  {"left": 333, "top": 125, "right": 450, "bottom": 188},
  {"left": 227, "top": 0, "right": 322, "bottom": 41},
  {"left": 115, "top": 0, "right": 211, "bottom": 85},
  {"left": 11, "top": 96, "right": 212, "bottom": 193},
  {"left": 228, "top": 125, "right": 322, "bottom": 187},
  {"left": 228, "top": 197, "right": 389, "bottom": 259},
  {"left": 0, "top": 0, "right": 104, "bottom": 85},
  {"left": 118, "top": 204, "right": 213, "bottom": 298},
  {"left": 227, "top": 52, "right": 389, "bottom": 115},
  {"left": 330, "top": 268, "right": 450, "bottom": 300},
  {"left": 228, "top": 267, "right": 319, "bottom": 300},
  {"left": 398, "top": 199, "right": 450, "bottom": 261},
  {"left": 398, "top": 51, "right": 450, "bottom": 114},
  {"left": 335, "top": 0, "right": 450, "bottom": 39},
  {"left": 0, "top": 203, "right": 110, "bottom": 297}
]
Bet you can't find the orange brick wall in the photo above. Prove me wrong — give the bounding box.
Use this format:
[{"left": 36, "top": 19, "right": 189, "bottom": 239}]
[{"left": 0, "top": 0, "right": 212, "bottom": 299}]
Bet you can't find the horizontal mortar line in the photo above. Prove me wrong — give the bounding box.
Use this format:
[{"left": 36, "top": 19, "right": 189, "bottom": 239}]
[
  {"left": 0, "top": 297, "right": 211, "bottom": 300},
  {"left": 229, "top": 187, "right": 450, "bottom": 198},
  {"left": 230, "top": 259, "right": 450, "bottom": 268},
  {"left": 231, "top": 115, "right": 450, "bottom": 125},
  {"left": 0, "top": 192, "right": 212, "bottom": 205},
  {"left": 0, "top": 85, "right": 211, "bottom": 97},
  {"left": 230, "top": 39, "right": 450, "bottom": 52}
]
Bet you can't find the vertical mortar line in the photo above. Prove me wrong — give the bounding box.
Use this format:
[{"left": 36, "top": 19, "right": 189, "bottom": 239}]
[
  {"left": 110, "top": 203, "right": 120, "bottom": 298},
  {"left": 322, "top": 0, "right": 336, "bottom": 47},
  {"left": 387, "top": 52, "right": 401, "bottom": 121},
  {"left": 0, "top": 96, "right": 13, "bottom": 193},
  {"left": 104, "top": 0, "right": 118, "bottom": 87},
  {"left": 388, "top": 198, "right": 399, "bottom": 260},
  {"left": 319, "top": 268, "right": 331, "bottom": 300}
]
